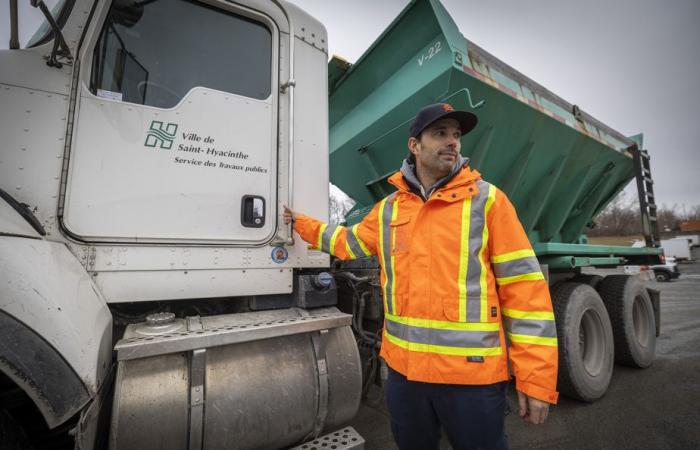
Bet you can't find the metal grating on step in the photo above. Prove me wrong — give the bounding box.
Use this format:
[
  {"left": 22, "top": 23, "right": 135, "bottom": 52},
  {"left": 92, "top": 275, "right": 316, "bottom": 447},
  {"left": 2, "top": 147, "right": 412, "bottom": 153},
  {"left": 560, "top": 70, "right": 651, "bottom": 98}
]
[
  {"left": 288, "top": 427, "right": 365, "bottom": 450},
  {"left": 115, "top": 310, "right": 351, "bottom": 360}
]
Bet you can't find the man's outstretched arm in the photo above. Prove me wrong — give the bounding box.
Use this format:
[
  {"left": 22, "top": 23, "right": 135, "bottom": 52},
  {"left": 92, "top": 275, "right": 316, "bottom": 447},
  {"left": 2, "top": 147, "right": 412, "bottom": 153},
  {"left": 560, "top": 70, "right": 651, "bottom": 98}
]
[{"left": 283, "top": 205, "right": 379, "bottom": 260}]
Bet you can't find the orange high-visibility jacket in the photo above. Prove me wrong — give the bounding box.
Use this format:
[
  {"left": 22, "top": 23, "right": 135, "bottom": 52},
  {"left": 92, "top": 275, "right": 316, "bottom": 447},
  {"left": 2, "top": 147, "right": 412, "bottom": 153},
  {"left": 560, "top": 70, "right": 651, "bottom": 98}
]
[{"left": 294, "top": 165, "right": 559, "bottom": 403}]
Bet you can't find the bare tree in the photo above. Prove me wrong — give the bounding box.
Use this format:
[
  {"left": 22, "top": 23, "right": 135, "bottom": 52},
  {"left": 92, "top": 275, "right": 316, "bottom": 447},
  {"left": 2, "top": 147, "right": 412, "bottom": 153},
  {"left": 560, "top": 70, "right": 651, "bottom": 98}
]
[
  {"left": 589, "top": 190, "right": 700, "bottom": 236},
  {"left": 588, "top": 192, "right": 641, "bottom": 236},
  {"left": 677, "top": 204, "right": 700, "bottom": 222},
  {"left": 657, "top": 204, "right": 681, "bottom": 232},
  {"left": 689, "top": 205, "right": 700, "bottom": 221}
]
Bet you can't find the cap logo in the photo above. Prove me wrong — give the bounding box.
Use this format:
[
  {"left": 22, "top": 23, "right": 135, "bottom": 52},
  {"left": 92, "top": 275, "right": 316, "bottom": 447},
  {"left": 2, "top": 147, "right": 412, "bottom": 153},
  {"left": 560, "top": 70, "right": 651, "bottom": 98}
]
[{"left": 441, "top": 103, "right": 454, "bottom": 112}]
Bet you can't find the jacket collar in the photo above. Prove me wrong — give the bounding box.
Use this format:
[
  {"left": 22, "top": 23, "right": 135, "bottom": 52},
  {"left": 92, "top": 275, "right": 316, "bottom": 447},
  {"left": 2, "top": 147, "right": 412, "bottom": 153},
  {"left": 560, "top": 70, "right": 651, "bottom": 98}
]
[{"left": 388, "top": 156, "right": 481, "bottom": 199}]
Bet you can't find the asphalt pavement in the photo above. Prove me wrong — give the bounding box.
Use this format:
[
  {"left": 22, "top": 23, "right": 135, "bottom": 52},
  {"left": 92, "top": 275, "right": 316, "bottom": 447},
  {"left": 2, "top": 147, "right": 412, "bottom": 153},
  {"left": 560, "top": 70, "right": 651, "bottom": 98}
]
[{"left": 348, "top": 248, "right": 700, "bottom": 450}]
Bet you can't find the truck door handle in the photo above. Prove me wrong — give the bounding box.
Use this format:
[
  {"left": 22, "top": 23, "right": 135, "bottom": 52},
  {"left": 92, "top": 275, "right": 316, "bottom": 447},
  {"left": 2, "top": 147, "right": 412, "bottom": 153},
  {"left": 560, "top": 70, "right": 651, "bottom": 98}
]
[{"left": 241, "top": 195, "right": 265, "bottom": 228}]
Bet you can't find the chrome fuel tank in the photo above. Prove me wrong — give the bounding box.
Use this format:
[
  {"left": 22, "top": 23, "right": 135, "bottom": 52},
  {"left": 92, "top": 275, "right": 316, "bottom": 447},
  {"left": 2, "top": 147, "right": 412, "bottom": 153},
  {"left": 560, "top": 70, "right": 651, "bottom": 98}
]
[{"left": 109, "top": 307, "right": 361, "bottom": 450}]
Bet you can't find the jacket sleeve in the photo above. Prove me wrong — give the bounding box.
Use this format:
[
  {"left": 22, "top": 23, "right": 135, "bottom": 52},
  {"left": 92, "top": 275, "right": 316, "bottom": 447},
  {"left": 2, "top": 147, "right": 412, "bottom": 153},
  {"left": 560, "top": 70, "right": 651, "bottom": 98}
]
[
  {"left": 488, "top": 188, "right": 559, "bottom": 404},
  {"left": 293, "top": 204, "right": 381, "bottom": 260}
]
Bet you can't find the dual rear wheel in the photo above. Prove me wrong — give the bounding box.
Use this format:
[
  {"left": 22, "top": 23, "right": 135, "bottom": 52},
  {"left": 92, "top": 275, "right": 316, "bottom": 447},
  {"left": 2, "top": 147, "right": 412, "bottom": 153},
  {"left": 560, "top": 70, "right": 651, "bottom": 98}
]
[{"left": 553, "top": 275, "right": 656, "bottom": 402}]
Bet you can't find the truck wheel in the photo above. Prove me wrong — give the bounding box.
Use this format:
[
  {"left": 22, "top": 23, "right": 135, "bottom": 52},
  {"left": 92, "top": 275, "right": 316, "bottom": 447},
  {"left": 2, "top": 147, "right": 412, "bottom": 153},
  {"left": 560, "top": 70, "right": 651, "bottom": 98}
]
[
  {"left": 654, "top": 271, "right": 671, "bottom": 282},
  {"left": 0, "top": 409, "right": 32, "bottom": 450},
  {"left": 598, "top": 275, "right": 656, "bottom": 368},
  {"left": 552, "top": 282, "right": 614, "bottom": 402},
  {"left": 572, "top": 274, "right": 604, "bottom": 290}
]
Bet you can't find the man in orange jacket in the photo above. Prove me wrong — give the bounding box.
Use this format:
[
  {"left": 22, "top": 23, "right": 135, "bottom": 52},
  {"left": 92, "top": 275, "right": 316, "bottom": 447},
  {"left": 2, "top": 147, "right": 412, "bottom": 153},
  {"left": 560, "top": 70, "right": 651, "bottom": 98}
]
[{"left": 284, "top": 103, "right": 558, "bottom": 450}]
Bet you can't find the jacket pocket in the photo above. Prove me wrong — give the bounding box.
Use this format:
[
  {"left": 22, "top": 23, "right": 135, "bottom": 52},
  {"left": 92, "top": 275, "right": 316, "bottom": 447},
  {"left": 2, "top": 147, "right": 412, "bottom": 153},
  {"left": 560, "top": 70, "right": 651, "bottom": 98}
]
[
  {"left": 441, "top": 297, "right": 499, "bottom": 323},
  {"left": 390, "top": 216, "right": 411, "bottom": 255},
  {"left": 442, "top": 297, "right": 464, "bottom": 322}
]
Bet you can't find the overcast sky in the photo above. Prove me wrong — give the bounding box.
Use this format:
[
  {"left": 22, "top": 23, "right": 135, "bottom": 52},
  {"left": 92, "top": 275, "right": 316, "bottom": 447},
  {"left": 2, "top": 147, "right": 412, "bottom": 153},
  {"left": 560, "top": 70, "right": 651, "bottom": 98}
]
[
  {"left": 292, "top": 0, "right": 700, "bottom": 210},
  {"left": 2, "top": 0, "right": 698, "bottom": 209}
]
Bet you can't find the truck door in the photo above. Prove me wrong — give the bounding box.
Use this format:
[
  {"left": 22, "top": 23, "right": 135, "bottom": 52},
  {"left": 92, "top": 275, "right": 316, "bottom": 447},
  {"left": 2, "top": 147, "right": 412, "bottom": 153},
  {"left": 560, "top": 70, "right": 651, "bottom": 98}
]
[{"left": 63, "top": 0, "right": 280, "bottom": 244}]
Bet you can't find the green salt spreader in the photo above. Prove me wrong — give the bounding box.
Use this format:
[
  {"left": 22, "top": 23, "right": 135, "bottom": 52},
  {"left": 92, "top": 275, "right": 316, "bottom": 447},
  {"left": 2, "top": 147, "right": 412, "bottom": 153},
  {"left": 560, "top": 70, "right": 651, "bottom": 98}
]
[{"left": 328, "top": 0, "right": 663, "bottom": 402}]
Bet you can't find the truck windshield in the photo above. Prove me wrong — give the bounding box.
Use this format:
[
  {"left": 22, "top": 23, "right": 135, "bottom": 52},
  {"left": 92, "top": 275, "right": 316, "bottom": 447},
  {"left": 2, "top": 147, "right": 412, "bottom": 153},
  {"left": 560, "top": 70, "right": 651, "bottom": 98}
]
[
  {"left": 89, "top": 0, "right": 272, "bottom": 109},
  {"left": 0, "top": 0, "right": 71, "bottom": 49}
]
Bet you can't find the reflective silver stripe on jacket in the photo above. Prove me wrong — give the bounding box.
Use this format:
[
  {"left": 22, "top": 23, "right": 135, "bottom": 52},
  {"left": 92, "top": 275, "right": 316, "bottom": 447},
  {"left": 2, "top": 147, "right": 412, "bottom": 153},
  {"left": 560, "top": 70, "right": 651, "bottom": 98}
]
[
  {"left": 503, "top": 317, "right": 557, "bottom": 339},
  {"left": 379, "top": 193, "right": 397, "bottom": 314},
  {"left": 346, "top": 224, "right": 370, "bottom": 257},
  {"left": 320, "top": 225, "right": 340, "bottom": 255},
  {"left": 493, "top": 256, "right": 541, "bottom": 279},
  {"left": 464, "top": 180, "right": 491, "bottom": 322},
  {"left": 385, "top": 318, "right": 501, "bottom": 349}
]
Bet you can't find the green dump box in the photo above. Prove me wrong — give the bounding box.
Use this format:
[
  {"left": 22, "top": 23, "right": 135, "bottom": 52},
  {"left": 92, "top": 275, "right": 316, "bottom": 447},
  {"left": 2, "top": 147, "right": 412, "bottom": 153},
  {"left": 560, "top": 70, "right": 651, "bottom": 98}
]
[
  {"left": 328, "top": 0, "right": 661, "bottom": 270},
  {"left": 329, "top": 0, "right": 664, "bottom": 402}
]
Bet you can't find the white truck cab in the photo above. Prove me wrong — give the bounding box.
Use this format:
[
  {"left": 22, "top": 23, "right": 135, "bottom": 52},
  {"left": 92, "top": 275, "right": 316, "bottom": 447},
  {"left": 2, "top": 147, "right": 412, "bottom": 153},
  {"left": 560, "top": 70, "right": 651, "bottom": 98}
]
[{"left": 0, "top": 1, "right": 362, "bottom": 448}]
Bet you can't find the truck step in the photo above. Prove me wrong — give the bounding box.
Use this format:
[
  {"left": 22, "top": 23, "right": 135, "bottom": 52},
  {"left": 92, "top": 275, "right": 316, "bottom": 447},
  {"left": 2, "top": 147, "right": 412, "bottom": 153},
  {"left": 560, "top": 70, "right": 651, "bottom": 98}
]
[{"left": 289, "top": 427, "right": 365, "bottom": 450}]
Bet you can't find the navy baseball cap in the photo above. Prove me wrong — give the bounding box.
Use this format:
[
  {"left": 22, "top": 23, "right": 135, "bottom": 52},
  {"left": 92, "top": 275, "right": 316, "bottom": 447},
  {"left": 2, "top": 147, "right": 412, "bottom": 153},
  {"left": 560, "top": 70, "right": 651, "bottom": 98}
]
[{"left": 409, "top": 103, "right": 478, "bottom": 138}]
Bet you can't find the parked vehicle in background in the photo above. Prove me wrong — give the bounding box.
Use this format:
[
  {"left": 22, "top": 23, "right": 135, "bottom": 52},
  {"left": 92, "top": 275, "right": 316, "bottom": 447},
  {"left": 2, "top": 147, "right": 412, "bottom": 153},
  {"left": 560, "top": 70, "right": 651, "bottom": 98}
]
[
  {"left": 680, "top": 234, "right": 700, "bottom": 247},
  {"left": 626, "top": 256, "right": 681, "bottom": 282},
  {"left": 651, "top": 256, "right": 681, "bottom": 281},
  {"left": 661, "top": 238, "right": 692, "bottom": 260}
]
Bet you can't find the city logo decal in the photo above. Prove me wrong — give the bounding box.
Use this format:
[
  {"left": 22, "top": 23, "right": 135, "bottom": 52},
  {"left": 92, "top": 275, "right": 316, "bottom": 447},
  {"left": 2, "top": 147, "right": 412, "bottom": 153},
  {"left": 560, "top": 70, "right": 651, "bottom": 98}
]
[{"left": 144, "top": 121, "right": 178, "bottom": 149}]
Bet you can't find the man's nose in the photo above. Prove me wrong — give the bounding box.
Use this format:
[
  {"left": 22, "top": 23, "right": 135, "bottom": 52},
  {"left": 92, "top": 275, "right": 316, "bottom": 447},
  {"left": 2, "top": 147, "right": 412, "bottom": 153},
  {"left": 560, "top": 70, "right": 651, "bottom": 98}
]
[{"left": 446, "top": 135, "right": 459, "bottom": 148}]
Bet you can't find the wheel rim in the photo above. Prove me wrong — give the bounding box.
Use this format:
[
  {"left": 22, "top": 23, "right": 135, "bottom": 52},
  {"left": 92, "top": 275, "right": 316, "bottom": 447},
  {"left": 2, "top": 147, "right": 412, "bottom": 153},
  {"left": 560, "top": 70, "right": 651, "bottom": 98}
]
[
  {"left": 579, "top": 308, "right": 606, "bottom": 377},
  {"left": 632, "top": 295, "right": 652, "bottom": 348},
  {"left": 655, "top": 273, "right": 667, "bottom": 281}
]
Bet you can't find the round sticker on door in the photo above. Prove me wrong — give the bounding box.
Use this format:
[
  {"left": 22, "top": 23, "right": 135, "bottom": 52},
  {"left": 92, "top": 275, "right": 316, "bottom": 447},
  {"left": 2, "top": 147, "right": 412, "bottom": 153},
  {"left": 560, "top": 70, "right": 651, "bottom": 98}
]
[{"left": 271, "top": 246, "right": 288, "bottom": 264}]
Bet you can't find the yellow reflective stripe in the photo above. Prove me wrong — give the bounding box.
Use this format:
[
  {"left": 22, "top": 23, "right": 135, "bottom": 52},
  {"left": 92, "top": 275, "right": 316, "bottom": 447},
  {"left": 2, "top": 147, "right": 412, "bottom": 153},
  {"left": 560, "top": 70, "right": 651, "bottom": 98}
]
[
  {"left": 479, "top": 184, "right": 496, "bottom": 322},
  {"left": 502, "top": 308, "right": 555, "bottom": 321},
  {"left": 507, "top": 332, "right": 558, "bottom": 347},
  {"left": 329, "top": 226, "right": 343, "bottom": 256},
  {"left": 496, "top": 272, "right": 545, "bottom": 285},
  {"left": 345, "top": 240, "right": 356, "bottom": 259},
  {"left": 385, "top": 313, "right": 499, "bottom": 332},
  {"left": 377, "top": 198, "right": 390, "bottom": 311},
  {"left": 352, "top": 224, "right": 371, "bottom": 256},
  {"left": 457, "top": 197, "right": 471, "bottom": 321},
  {"left": 389, "top": 200, "right": 399, "bottom": 314},
  {"left": 491, "top": 249, "right": 536, "bottom": 264},
  {"left": 385, "top": 332, "right": 503, "bottom": 357},
  {"left": 317, "top": 223, "right": 327, "bottom": 249}
]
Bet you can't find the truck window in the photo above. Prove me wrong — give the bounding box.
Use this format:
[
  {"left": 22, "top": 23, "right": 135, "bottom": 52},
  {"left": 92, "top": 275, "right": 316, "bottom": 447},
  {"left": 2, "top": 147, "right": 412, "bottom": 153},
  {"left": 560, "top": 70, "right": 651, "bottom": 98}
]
[{"left": 89, "top": 0, "right": 272, "bottom": 108}]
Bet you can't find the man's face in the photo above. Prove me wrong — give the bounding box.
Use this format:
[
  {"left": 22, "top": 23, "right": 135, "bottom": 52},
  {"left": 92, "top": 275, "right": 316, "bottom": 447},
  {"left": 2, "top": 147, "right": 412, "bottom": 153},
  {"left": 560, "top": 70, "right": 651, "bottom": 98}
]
[{"left": 408, "top": 118, "right": 462, "bottom": 179}]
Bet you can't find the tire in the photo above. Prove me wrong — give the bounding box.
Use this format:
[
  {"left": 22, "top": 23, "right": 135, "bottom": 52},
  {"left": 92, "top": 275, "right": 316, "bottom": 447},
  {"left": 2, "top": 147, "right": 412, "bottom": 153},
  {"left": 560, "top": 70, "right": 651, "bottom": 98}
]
[
  {"left": 654, "top": 271, "right": 671, "bottom": 282},
  {"left": 572, "top": 274, "right": 604, "bottom": 290},
  {"left": 0, "top": 409, "right": 32, "bottom": 450},
  {"left": 552, "top": 282, "right": 614, "bottom": 402},
  {"left": 598, "top": 275, "right": 656, "bottom": 368}
]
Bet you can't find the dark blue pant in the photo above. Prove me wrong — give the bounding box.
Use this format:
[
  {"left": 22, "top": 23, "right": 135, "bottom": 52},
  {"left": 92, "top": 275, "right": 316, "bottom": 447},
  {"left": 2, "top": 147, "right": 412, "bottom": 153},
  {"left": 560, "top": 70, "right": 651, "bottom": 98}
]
[{"left": 385, "top": 367, "right": 509, "bottom": 450}]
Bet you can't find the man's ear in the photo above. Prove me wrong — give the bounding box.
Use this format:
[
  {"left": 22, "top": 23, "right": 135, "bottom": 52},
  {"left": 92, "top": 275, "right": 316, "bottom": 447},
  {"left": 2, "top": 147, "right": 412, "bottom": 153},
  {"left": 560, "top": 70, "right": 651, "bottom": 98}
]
[{"left": 407, "top": 137, "right": 419, "bottom": 156}]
